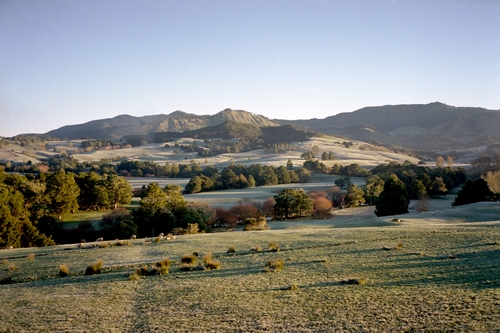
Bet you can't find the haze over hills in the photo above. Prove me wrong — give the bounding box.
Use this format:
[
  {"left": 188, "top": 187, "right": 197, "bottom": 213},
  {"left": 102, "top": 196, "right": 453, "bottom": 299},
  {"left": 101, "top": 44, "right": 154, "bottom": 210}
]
[{"left": 37, "top": 102, "right": 500, "bottom": 151}]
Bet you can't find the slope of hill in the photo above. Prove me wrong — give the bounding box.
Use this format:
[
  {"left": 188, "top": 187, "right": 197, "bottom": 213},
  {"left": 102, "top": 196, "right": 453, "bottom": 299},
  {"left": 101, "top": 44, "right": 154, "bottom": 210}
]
[
  {"left": 36, "top": 102, "right": 500, "bottom": 151},
  {"left": 45, "top": 109, "right": 278, "bottom": 141},
  {"left": 278, "top": 102, "right": 500, "bottom": 150}
]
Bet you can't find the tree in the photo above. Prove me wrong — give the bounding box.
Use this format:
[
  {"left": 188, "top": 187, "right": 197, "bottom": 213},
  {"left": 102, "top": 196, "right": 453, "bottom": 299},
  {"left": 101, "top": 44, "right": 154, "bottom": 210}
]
[
  {"left": 409, "top": 179, "right": 427, "bottom": 199},
  {"left": 105, "top": 174, "right": 132, "bottom": 209},
  {"left": 276, "top": 166, "right": 291, "bottom": 184},
  {"left": 334, "top": 176, "right": 351, "bottom": 189},
  {"left": 163, "top": 184, "right": 186, "bottom": 211},
  {"left": 482, "top": 171, "right": 500, "bottom": 196},
  {"left": 287, "top": 159, "right": 293, "bottom": 169},
  {"left": 362, "top": 175, "right": 384, "bottom": 204},
  {"left": 45, "top": 171, "right": 80, "bottom": 220},
  {"left": 273, "top": 188, "right": 312, "bottom": 220},
  {"left": 375, "top": 174, "right": 409, "bottom": 217},
  {"left": 430, "top": 177, "right": 448, "bottom": 197},
  {"left": 452, "top": 179, "right": 494, "bottom": 206},
  {"left": 345, "top": 184, "right": 365, "bottom": 207},
  {"left": 435, "top": 156, "right": 445, "bottom": 168}
]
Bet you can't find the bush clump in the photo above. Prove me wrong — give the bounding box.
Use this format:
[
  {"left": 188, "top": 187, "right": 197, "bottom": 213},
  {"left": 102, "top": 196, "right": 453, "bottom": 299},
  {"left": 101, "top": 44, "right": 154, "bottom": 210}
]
[
  {"left": 268, "top": 242, "right": 280, "bottom": 252},
  {"left": 26, "top": 253, "right": 35, "bottom": 261},
  {"left": 340, "top": 278, "right": 366, "bottom": 285},
  {"left": 243, "top": 217, "right": 270, "bottom": 231},
  {"left": 227, "top": 246, "right": 236, "bottom": 253},
  {"left": 264, "top": 258, "right": 284, "bottom": 272},
  {"left": 181, "top": 254, "right": 197, "bottom": 265},
  {"left": 85, "top": 260, "right": 103, "bottom": 275},
  {"left": 59, "top": 264, "right": 69, "bottom": 277},
  {"left": 203, "top": 253, "right": 221, "bottom": 270}
]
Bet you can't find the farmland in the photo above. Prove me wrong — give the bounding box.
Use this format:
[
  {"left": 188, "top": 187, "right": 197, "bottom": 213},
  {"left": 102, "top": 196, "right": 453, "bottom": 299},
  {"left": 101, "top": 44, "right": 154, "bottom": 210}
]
[{"left": 1, "top": 200, "right": 499, "bottom": 332}]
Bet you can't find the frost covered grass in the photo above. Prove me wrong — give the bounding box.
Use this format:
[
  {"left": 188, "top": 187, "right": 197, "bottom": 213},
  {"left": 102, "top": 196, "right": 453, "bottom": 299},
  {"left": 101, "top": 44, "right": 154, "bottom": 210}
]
[{"left": 1, "top": 204, "right": 499, "bottom": 332}]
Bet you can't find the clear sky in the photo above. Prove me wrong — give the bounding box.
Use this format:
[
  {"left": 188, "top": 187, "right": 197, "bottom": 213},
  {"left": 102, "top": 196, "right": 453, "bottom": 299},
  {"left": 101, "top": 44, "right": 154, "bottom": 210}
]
[{"left": 1, "top": 0, "right": 499, "bottom": 137}]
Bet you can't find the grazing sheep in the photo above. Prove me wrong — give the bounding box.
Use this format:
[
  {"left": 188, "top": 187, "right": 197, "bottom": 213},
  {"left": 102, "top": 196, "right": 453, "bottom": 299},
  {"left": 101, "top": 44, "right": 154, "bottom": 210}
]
[
  {"left": 78, "top": 243, "right": 84, "bottom": 248},
  {"left": 8, "top": 246, "right": 13, "bottom": 250},
  {"left": 96, "top": 237, "right": 104, "bottom": 242},
  {"left": 158, "top": 233, "right": 164, "bottom": 238},
  {"left": 131, "top": 235, "right": 136, "bottom": 239}
]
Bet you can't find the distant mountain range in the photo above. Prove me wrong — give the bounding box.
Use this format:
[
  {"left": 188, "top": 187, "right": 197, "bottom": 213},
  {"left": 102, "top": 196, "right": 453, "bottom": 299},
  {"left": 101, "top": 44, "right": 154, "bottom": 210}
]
[{"left": 40, "top": 102, "right": 500, "bottom": 151}]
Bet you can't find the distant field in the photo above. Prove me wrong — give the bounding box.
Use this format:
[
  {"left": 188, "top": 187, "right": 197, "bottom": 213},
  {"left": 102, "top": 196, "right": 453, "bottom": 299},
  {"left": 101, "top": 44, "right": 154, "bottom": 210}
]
[{"left": 1, "top": 202, "right": 499, "bottom": 332}]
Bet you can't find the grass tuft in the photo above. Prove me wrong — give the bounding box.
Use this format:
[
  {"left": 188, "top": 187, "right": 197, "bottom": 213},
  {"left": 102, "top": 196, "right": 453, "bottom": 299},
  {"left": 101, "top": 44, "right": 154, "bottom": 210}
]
[
  {"left": 251, "top": 245, "right": 262, "bottom": 252},
  {"left": 129, "top": 271, "right": 142, "bottom": 281},
  {"left": 203, "top": 253, "right": 221, "bottom": 270},
  {"left": 26, "top": 253, "right": 35, "bottom": 261},
  {"left": 157, "top": 258, "right": 171, "bottom": 268},
  {"left": 284, "top": 284, "right": 298, "bottom": 290},
  {"left": 85, "top": 260, "right": 103, "bottom": 275},
  {"left": 268, "top": 242, "right": 280, "bottom": 252},
  {"left": 263, "top": 258, "right": 284, "bottom": 272},
  {"left": 8, "top": 263, "right": 18, "bottom": 271},
  {"left": 227, "top": 246, "right": 236, "bottom": 253},
  {"left": 155, "top": 236, "right": 162, "bottom": 243},
  {"left": 181, "top": 254, "right": 197, "bottom": 265},
  {"left": 59, "top": 264, "right": 69, "bottom": 277}
]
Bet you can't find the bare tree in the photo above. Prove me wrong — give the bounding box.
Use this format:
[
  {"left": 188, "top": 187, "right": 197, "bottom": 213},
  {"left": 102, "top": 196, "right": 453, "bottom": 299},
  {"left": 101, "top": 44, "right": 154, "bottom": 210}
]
[
  {"left": 436, "top": 156, "right": 445, "bottom": 168},
  {"left": 446, "top": 155, "right": 453, "bottom": 167},
  {"left": 482, "top": 171, "right": 500, "bottom": 195}
]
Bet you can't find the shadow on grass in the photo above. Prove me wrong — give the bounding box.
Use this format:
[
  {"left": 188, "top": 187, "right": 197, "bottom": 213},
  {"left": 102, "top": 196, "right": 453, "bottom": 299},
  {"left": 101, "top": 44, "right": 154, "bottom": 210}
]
[{"left": 370, "top": 248, "right": 500, "bottom": 290}]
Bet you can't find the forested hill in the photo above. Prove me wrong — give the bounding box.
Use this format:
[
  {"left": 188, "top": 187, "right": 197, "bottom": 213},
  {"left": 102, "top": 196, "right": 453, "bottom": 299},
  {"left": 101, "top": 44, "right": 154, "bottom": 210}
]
[
  {"left": 44, "top": 109, "right": 278, "bottom": 141},
  {"left": 276, "top": 102, "right": 500, "bottom": 150},
  {"left": 124, "top": 121, "right": 317, "bottom": 146}
]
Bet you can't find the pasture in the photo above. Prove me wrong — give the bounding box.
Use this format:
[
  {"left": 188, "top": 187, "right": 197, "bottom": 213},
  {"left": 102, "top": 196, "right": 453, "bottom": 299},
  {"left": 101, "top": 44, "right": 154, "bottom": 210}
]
[{"left": 1, "top": 201, "right": 499, "bottom": 332}]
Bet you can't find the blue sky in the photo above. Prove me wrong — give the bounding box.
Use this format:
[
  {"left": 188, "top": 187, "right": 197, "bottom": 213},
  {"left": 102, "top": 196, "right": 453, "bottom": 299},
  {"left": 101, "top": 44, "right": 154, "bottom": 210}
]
[{"left": 1, "top": 0, "right": 499, "bottom": 137}]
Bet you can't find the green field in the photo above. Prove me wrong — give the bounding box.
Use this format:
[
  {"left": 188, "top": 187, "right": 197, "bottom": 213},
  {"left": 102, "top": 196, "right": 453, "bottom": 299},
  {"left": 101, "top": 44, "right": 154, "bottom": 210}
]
[{"left": 1, "top": 202, "right": 499, "bottom": 332}]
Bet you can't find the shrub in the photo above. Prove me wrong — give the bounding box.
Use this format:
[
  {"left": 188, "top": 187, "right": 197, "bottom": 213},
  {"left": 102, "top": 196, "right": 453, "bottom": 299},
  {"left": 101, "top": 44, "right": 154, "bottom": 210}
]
[
  {"left": 268, "top": 242, "right": 280, "bottom": 252},
  {"left": 285, "top": 284, "right": 298, "bottom": 290},
  {"left": 340, "top": 278, "right": 366, "bottom": 285},
  {"left": 205, "top": 260, "right": 221, "bottom": 270},
  {"left": 181, "top": 255, "right": 197, "bottom": 265},
  {"left": 230, "top": 203, "right": 260, "bottom": 221},
  {"left": 157, "top": 258, "right": 171, "bottom": 268},
  {"left": 26, "top": 253, "right": 35, "bottom": 261},
  {"left": 129, "top": 271, "right": 142, "bottom": 281},
  {"left": 85, "top": 260, "right": 103, "bottom": 275},
  {"left": 243, "top": 217, "right": 269, "bottom": 231},
  {"left": 155, "top": 236, "right": 162, "bottom": 243},
  {"left": 227, "top": 246, "right": 236, "bottom": 253},
  {"left": 186, "top": 223, "right": 199, "bottom": 234},
  {"left": 0, "top": 273, "right": 13, "bottom": 285},
  {"left": 59, "top": 264, "right": 69, "bottom": 277},
  {"left": 203, "top": 253, "right": 221, "bottom": 270},
  {"left": 8, "top": 263, "right": 17, "bottom": 271},
  {"left": 215, "top": 207, "right": 238, "bottom": 228},
  {"left": 251, "top": 245, "right": 262, "bottom": 252},
  {"left": 264, "top": 258, "right": 284, "bottom": 272}
]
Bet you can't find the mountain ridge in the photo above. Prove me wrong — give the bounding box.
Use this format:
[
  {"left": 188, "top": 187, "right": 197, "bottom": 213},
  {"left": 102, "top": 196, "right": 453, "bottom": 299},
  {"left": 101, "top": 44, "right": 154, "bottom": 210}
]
[{"left": 32, "top": 102, "right": 500, "bottom": 151}]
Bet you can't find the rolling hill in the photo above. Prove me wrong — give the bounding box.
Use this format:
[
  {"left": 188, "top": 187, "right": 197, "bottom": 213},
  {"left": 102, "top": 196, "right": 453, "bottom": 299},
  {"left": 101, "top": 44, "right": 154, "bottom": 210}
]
[
  {"left": 278, "top": 102, "right": 500, "bottom": 150},
  {"left": 33, "top": 102, "right": 500, "bottom": 151}
]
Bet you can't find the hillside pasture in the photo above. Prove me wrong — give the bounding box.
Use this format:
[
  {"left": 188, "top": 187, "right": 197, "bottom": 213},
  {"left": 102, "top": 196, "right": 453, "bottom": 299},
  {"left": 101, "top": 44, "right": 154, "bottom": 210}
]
[{"left": 1, "top": 202, "right": 499, "bottom": 332}]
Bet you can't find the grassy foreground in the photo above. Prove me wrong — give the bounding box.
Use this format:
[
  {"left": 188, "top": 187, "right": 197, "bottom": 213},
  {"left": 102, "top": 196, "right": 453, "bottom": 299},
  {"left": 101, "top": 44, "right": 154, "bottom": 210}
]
[{"left": 1, "top": 204, "right": 499, "bottom": 332}]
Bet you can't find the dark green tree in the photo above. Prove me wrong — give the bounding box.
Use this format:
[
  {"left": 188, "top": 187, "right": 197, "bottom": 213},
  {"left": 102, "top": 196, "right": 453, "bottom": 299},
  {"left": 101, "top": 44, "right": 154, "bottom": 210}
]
[
  {"left": 375, "top": 174, "right": 409, "bottom": 217},
  {"left": 45, "top": 171, "right": 80, "bottom": 220}
]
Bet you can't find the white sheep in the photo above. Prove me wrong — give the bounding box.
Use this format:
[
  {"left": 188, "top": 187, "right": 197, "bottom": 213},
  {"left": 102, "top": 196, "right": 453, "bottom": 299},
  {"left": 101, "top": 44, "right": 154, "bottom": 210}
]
[
  {"left": 131, "top": 235, "right": 136, "bottom": 239},
  {"left": 96, "top": 237, "right": 104, "bottom": 242}
]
